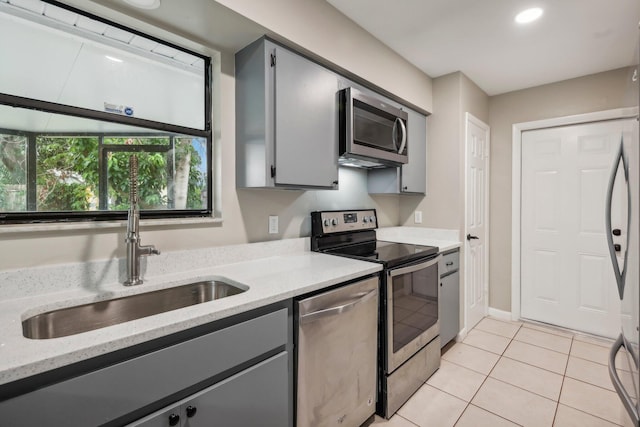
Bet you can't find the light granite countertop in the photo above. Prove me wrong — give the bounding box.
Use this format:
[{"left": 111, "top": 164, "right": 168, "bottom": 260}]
[
  {"left": 0, "top": 238, "right": 381, "bottom": 386},
  {"left": 377, "top": 226, "right": 462, "bottom": 252},
  {"left": 0, "top": 227, "right": 458, "bottom": 388}
]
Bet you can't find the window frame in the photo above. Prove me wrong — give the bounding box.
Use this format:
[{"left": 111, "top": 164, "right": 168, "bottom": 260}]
[{"left": 0, "top": 0, "right": 213, "bottom": 224}]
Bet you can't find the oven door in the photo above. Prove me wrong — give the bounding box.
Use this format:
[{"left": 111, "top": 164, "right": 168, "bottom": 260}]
[{"left": 386, "top": 255, "right": 441, "bottom": 373}]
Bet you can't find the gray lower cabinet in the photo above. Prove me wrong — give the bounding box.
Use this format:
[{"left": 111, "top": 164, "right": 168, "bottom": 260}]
[
  {"left": 439, "top": 250, "right": 460, "bottom": 348},
  {"left": 130, "top": 352, "right": 289, "bottom": 427},
  {"left": 236, "top": 37, "right": 339, "bottom": 189},
  {"left": 0, "top": 306, "right": 291, "bottom": 427},
  {"left": 367, "top": 109, "right": 427, "bottom": 194}
]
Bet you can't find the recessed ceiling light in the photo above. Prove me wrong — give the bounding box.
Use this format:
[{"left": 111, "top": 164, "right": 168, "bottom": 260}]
[
  {"left": 515, "top": 7, "right": 543, "bottom": 24},
  {"left": 105, "top": 55, "right": 123, "bottom": 63},
  {"left": 123, "top": 0, "right": 161, "bottom": 10}
]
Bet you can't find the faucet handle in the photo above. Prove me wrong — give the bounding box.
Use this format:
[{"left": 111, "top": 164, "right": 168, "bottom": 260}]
[{"left": 151, "top": 248, "right": 160, "bottom": 255}]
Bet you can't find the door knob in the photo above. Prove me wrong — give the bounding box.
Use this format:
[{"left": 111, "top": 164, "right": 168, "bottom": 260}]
[{"left": 467, "top": 234, "right": 479, "bottom": 241}]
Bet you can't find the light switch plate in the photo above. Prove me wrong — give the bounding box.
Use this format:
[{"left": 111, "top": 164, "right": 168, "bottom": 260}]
[
  {"left": 268, "top": 215, "right": 279, "bottom": 234},
  {"left": 414, "top": 211, "right": 423, "bottom": 224}
]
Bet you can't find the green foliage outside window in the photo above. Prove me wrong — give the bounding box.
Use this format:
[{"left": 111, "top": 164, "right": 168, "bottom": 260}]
[{"left": 0, "top": 134, "right": 206, "bottom": 213}]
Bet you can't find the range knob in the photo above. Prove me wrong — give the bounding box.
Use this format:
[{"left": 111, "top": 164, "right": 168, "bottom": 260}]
[
  {"left": 323, "top": 218, "right": 330, "bottom": 227},
  {"left": 331, "top": 218, "right": 338, "bottom": 226},
  {"left": 363, "top": 217, "right": 369, "bottom": 223},
  {"left": 369, "top": 216, "right": 376, "bottom": 224}
]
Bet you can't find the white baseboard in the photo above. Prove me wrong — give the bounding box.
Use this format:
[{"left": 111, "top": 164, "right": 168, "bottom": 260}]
[
  {"left": 487, "top": 307, "right": 513, "bottom": 322},
  {"left": 455, "top": 328, "right": 467, "bottom": 342}
]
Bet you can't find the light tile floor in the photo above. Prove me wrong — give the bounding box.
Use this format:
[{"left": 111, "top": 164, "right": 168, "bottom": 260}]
[{"left": 373, "top": 316, "right": 634, "bottom": 427}]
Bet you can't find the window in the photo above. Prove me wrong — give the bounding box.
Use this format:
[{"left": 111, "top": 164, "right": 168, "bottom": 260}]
[{"left": 0, "top": 0, "right": 212, "bottom": 223}]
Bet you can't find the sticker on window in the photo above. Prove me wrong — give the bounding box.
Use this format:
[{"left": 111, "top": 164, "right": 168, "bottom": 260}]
[{"left": 104, "top": 102, "right": 134, "bottom": 117}]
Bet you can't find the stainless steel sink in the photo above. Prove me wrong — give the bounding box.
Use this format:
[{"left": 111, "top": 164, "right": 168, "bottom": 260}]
[{"left": 22, "top": 279, "right": 248, "bottom": 339}]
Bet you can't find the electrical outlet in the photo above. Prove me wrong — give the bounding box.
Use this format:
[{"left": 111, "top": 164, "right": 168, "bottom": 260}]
[
  {"left": 414, "top": 211, "right": 423, "bottom": 224},
  {"left": 268, "top": 215, "right": 279, "bottom": 234}
]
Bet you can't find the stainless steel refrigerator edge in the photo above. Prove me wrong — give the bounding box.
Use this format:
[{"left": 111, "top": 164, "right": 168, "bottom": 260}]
[{"left": 608, "top": 49, "right": 640, "bottom": 425}]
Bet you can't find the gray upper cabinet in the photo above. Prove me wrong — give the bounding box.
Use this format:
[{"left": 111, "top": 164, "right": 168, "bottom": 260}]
[
  {"left": 236, "top": 38, "right": 339, "bottom": 189},
  {"left": 368, "top": 109, "right": 427, "bottom": 194}
]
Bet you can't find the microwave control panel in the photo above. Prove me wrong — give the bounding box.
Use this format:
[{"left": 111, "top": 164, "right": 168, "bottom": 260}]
[{"left": 311, "top": 210, "right": 377, "bottom": 235}]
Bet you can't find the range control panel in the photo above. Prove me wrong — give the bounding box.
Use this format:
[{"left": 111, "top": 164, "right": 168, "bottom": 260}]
[{"left": 311, "top": 209, "right": 377, "bottom": 235}]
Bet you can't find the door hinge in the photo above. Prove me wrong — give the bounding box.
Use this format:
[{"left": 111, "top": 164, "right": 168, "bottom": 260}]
[
  {"left": 270, "top": 53, "right": 276, "bottom": 67},
  {"left": 270, "top": 165, "right": 276, "bottom": 178}
]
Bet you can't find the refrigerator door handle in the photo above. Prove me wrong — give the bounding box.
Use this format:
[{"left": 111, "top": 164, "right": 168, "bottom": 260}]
[
  {"left": 609, "top": 334, "right": 640, "bottom": 425},
  {"left": 605, "top": 138, "right": 630, "bottom": 299}
]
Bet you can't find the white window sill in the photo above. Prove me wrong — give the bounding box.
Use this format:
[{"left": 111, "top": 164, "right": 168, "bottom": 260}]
[{"left": 0, "top": 216, "right": 223, "bottom": 233}]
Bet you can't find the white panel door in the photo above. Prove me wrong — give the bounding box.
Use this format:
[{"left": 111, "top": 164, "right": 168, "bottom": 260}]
[
  {"left": 521, "top": 119, "right": 635, "bottom": 338},
  {"left": 466, "top": 114, "right": 490, "bottom": 330}
]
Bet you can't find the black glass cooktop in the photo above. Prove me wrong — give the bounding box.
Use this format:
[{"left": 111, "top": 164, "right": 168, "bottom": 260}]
[{"left": 324, "top": 240, "right": 438, "bottom": 268}]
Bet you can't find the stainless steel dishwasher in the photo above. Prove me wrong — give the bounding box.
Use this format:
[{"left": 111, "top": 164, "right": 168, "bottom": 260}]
[{"left": 296, "top": 275, "right": 379, "bottom": 427}]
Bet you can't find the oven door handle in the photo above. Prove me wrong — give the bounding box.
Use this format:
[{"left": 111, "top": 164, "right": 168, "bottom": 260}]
[
  {"left": 299, "top": 289, "right": 377, "bottom": 324},
  {"left": 388, "top": 255, "right": 441, "bottom": 278}
]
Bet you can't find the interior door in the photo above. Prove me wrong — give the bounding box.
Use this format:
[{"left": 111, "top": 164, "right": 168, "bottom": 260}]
[
  {"left": 521, "top": 119, "right": 635, "bottom": 338},
  {"left": 465, "top": 113, "right": 490, "bottom": 330}
]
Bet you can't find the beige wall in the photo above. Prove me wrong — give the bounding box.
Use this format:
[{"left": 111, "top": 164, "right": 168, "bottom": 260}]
[
  {"left": 0, "top": 1, "right": 434, "bottom": 271},
  {"left": 214, "top": 0, "right": 433, "bottom": 112},
  {"left": 400, "top": 72, "right": 489, "bottom": 234},
  {"left": 488, "top": 66, "right": 635, "bottom": 311},
  {"left": 398, "top": 72, "right": 489, "bottom": 330}
]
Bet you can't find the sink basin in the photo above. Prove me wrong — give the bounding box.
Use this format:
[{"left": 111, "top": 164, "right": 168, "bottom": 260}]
[{"left": 22, "top": 279, "right": 248, "bottom": 339}]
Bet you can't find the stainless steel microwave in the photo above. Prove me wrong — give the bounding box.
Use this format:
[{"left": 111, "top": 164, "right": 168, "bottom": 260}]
[{"left": 339, "top": 87, "right": 408, "bottom": 168}]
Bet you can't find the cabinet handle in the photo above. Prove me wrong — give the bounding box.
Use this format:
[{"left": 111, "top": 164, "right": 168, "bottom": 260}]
[
  {"left": 168, "top": 413, "right": 180, "bottom": 426},
  {"left": 612, "top": 228, "right": 621, "bottom": 236},
  {"left": 446, "top": 262, "right": 454, "bottom": 266},
  {"left": 466, "top": 234, "right": 479, "bottom": 241},
  {"left": 186, "top": 405, "right": 197, "bottom": 418}
]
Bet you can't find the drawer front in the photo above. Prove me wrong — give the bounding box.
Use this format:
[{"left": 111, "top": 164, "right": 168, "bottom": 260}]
[
  {"left": 0, "top": 308, "right": 288, "bottom": 427},
  {"left": 439, "top": 250, "right": 460, "bottom": 276}
]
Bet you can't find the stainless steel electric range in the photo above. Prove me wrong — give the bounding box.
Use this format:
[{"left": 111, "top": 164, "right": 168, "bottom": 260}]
[{"left": 311, "top": 209, "right": 441, "bottom": 418}]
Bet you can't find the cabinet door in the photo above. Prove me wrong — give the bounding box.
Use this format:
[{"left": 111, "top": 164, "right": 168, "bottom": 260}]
[
  {"left": 129, "top": 352, "right": 290, "bottom": 427},
  {"left": 273, "top": 46, "right": 339, "bottom": 188},
  {"left": 439, "top": 271, "right": 460, "bottom": 348},
  {"left": 184, "top": 351, "right": 290, "bottom": 427},
  {"left": 401, "top": 109, "right": 427, "bottom": 193},
  {"left": 128, "top": 403, "right": 182, "bottom": 427}
]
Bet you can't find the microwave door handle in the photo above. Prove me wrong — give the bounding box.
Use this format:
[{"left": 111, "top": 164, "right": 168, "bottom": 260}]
[
  {"left": 396, "top": 118, "right": 407, "bottom": 154},
  {"left": 605, "top": 138, "right": 627, "bottom": 299}
]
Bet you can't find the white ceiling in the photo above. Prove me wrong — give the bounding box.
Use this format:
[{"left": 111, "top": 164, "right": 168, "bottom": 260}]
[{"left": 327, "top": 0, "right": 640, "bottom": 95}]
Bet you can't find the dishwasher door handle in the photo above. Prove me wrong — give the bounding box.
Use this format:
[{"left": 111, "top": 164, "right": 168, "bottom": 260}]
[{"left": 299, "top": 289, "right": 377, "bottom": 324}]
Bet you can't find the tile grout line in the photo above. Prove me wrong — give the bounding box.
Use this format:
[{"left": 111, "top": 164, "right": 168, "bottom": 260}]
[
  {"left": 521, "top": 325, "right": 624, "bottom": 426},
  {"left": 395, "top": 413, "right": 421, "bottom": 427},
  {"left": 499, "top": 353, "right": 566, "bottom": 376},
  {"left": 551, "top": 335, "right": 573, "bottom": 426},
  {"left": 458, "top": 322, "right": 530, "bottom": 427}
]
